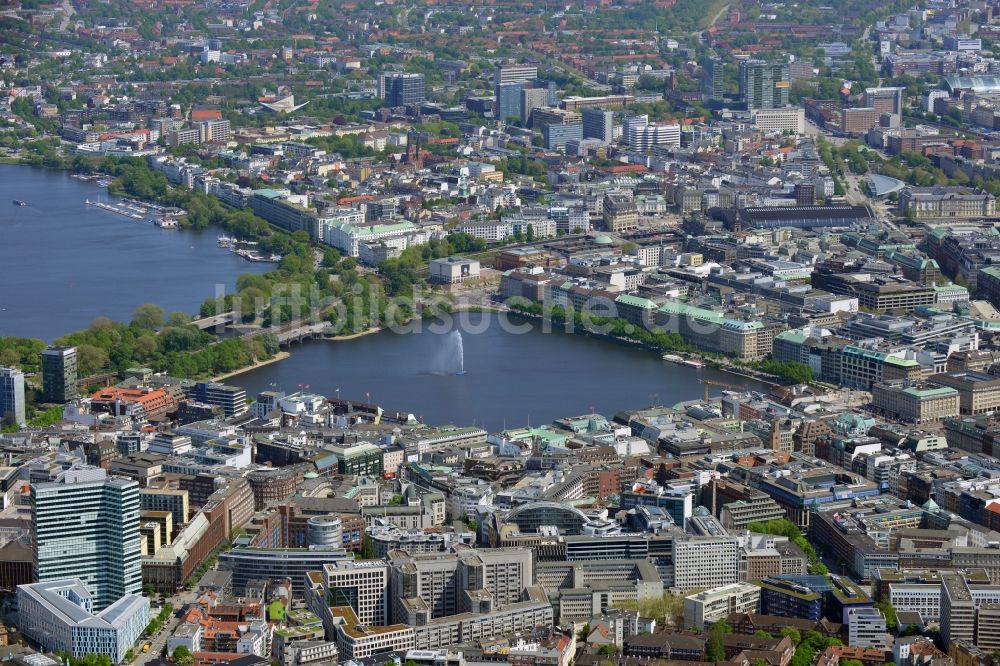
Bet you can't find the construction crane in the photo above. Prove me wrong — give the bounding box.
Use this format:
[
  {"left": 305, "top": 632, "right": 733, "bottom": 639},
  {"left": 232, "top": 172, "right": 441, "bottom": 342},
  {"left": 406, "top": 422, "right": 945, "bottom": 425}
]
[{"left": 700, "top": 378, "right": 746, "bottom": 403}]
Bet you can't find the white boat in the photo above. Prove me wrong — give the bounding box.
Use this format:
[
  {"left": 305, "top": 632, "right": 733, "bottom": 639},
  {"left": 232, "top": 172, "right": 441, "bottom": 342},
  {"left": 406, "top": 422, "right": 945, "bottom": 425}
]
[
  {"left": 662, "top": 354, "right": 684, "bottom": 363},
  {"left": 155, "top": 217, "right": 179, "bottom": 229},
  {"left": 218, "top": 235, "right": 234, "bottom": 247},
  {"left": 681, "top": 358, "right": 705, "bottom": 369}
]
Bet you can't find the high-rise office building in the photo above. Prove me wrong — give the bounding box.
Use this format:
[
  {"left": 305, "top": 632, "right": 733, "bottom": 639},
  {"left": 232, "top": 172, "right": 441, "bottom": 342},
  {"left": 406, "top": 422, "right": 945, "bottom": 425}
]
[
  {"left": 521, "top": 87, "right": 549, "bottom": 127},
  {"left": 31, "top": 466, "right": 141, "bottom": 610},
  {"left": 0, "top": 367, "right": 25, "bottom": 427},
  {"left": 740, "top": 60, "right": 790, "bottom": 110},
  {"left": 581, "top": 107, "right": 614, "bottom": 142},
  {"left": 701, "top": 56, "right": 725, "bottom": 101},
  {"left": 494, "top": 63, "right": 538, "bottom": 87},
  {"left": 495, "top": 82, "right": 524, "bottom": 124},
  {"left": 41, "top": 346, "right": 77, "bottom": 404},
  {"left": 321, "top": 560, "right": 390, "bottom": 626},
  {"left": 378, "top": 72, "right": 426, "bottom": 107}
]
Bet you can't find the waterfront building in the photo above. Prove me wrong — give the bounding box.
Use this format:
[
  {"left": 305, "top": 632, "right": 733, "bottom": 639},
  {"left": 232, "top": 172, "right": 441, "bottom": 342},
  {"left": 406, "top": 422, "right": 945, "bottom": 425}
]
[
  {"left": 191, "top": 381, "right": 247, "bottom": 417},
  {"left": 31, "top": 466, "right": 141, "bottom": 610},
  {"left": 429, "top": 257, "right": 481, "bottom": 284},
  {"left": 0, "top": 367, "right": 25, "bottom": 427},
  {"left": 42, "top": 346, "right": 77, "bottom": 404},
  {"left": 17, "top": 579, "right": 149, "bottom": 663}
]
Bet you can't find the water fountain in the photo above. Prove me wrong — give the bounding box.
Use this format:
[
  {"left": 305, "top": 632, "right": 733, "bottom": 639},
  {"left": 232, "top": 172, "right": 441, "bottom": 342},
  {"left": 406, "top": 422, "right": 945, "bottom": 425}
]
[
  {"left": 428, "top": 330, "right": 467, "bottom": 375},
  {"left": 451, "top": 330, "right": 466, "bottom": 375}
]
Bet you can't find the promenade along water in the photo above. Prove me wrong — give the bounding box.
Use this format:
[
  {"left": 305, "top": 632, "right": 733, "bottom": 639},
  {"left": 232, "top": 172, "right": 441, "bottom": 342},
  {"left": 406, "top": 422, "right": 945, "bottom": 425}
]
[{"left": 0, "top": 165, "right": 268, "bottom": 341}]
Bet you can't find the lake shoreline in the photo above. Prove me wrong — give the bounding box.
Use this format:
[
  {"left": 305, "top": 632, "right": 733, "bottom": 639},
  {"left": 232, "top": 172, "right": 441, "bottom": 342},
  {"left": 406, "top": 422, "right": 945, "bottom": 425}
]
[{"left": 213, "top": 351, "right": 291, "bottom": 382}]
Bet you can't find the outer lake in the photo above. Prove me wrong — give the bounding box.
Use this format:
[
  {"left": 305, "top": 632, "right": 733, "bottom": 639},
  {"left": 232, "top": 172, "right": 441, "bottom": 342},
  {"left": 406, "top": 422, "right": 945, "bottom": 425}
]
[{"left": 0, "top": 165, "right": 268, "bottom": 342}]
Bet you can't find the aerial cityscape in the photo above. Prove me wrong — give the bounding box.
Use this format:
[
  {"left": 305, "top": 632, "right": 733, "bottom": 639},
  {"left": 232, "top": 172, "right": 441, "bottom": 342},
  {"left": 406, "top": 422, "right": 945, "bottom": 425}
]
[{"left": 5, "top": 1, "right": 1000, "bottom": 666}]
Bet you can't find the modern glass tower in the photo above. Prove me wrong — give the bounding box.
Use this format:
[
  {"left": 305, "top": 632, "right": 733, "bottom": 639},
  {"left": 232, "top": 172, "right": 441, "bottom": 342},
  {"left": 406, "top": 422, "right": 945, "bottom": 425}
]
[{"left": 31, "top": 466, "right": 141, "bottom": 610}]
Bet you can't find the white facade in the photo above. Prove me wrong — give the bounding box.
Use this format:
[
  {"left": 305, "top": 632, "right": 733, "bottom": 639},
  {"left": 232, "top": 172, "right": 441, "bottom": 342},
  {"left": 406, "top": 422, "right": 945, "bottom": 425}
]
[
  {"left": 672, "top": 538, "right": 740, "bottom": 593},
  {"left": 683, "top": 582, "right": 761, "bottom": 629},
  {"left": 751, "top": 107, "right": 806, "bottom": 134},
  {"left": 626, "top": 118, "right": 680, "bottom": 150},
  {"left": 460, "top": 220, "right": 513, "bottom": 243},
  {"left": 324, "top": 221, "right": 422, "bottom": 257},
  {"left": 429, "top": 256, "right": 481, "bottom": 284},
  {"left": 322, "top": 560, "right": 390, "bottom": 625},
  {"left": 17, "top": 580, "right": 149, "bottom": 664},
  {"left": 848, "top": 607, "right": 890, "bottom": 650}
]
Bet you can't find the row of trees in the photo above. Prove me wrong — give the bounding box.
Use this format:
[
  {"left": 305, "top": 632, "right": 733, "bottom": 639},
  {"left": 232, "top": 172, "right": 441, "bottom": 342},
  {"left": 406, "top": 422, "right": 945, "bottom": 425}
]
[{"left": 747, "top": 519, "right": 829, "bottom": 575}]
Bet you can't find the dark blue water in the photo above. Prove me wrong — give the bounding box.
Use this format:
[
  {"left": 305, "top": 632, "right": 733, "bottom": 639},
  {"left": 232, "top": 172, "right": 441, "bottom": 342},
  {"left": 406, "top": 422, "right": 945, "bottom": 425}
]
[
  {"left": 231, "top": 314, "right": 766, "bottom": 431},
  {"left": 0, "top": 165, "right": 269, "bottom": 341}
]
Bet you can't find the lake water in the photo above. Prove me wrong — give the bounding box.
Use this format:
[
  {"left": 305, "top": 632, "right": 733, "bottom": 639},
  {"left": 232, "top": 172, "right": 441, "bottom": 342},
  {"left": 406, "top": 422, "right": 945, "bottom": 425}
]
[
  {"left": 232, "top": 314, "right": 767, "bottom": 432},
  {"left": 0, "top": 165, "right": 269, "bottom": 341}
]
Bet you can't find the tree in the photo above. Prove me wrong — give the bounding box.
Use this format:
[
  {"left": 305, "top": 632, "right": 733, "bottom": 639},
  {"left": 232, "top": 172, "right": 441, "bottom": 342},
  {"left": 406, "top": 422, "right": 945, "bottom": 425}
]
[
  {"left": 598, "top": 645, "right": 618, "bottom": 656},
  {"left": 875, "top": 600, "right": 898, "bottom": 631},
  {"left": 577, "top": 624, "right": 591, "bottom": 640},
  {"left": 358, "top": 532, "right": 375, "bottom": 559},
  {"left": 754, "top": 630, "right": 772, "bottom": 638},
  {"left": 132, "top": 303, "right": 165, "bottom": 330},
  {"left": 780, "top": 627, "right": 802, "bottom": 646},
  {"left": 707, "top": 621, "right": 732, "bottom": 661},
  {"left": 0, "top": 350, "right": 19, "bottom": 368},
  {"left": 167, "top": 312, "right": 192, "bottom": 327},
  {"left": 76, "top": 345, "right": 109, "bottom": 377},
  {"left": 172, "top": 646, "right": 194, "bottom": 666}
]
